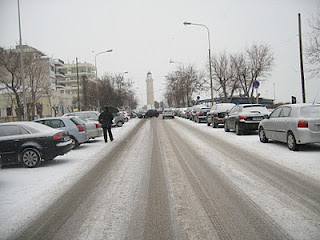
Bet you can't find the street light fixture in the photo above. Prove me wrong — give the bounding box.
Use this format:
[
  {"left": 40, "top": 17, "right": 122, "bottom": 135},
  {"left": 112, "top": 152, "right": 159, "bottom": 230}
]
[
  {"left": 184, "top": 21, "right": 214, "bottom": 106},
  {"left": 94, "top": 49, "right": 113, "bottom": 111}
]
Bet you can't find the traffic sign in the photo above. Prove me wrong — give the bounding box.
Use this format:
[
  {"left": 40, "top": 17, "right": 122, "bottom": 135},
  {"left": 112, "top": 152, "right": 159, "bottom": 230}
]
[{"left": 253, "top": 80, "right": 260, "bottom": 88}]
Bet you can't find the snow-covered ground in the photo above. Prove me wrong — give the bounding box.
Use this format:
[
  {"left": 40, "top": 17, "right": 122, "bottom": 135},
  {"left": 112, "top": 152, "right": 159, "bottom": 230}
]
[
  {"left": 0, "top": 116, "right": 319, "bottom": 239},
  {"left": 0, "top": 118, "right": 141, "bottom": 239}
]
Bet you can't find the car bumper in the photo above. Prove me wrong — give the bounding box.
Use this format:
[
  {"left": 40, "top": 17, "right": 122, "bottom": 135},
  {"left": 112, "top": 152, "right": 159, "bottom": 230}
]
[
  {"left": 239, "top": 121, "right": 260, "bottom": 130},
  {"left": 42, "top": 140, "right": 73, "bottom": 159},
  {"left": 294, "top": 129, "right": 320, "bottom": 144}
]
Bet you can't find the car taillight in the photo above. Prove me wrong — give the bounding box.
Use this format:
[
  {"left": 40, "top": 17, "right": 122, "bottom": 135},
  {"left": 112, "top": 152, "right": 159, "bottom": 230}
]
[
  {"left": 53, "top": 133, "right": 63, "bottom": 140},
  {"left": 95, "top": 123, "right": 100, "bottom": 128},
  {"left": 77, "top": 125, "right": 84, "bottom": 132},
  {"left": 199, "top": 112, "right": 204, "bottom": 116},
  {"left": 298, "top": 120, "right": 308, "bottom": 128},
  {"left": 238, "top": 115, "right": 247, "bottom": 120}
]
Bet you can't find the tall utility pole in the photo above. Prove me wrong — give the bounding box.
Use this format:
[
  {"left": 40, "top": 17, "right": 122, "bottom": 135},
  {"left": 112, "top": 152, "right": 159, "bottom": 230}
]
[
  {"left": 17, "top": 0, "right": 27, "bottom": 120},
  {"left": 298, "top": 13, "right": 306, "bottom": 103},
  {"left": 76, "top": 58, "right": 80, "bottom": 111}
]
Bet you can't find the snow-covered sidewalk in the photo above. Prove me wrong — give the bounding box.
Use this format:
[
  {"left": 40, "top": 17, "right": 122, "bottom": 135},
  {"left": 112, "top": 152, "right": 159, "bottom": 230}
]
[{"left": 0, "top": 118, "right": 140, "bottom": 239}]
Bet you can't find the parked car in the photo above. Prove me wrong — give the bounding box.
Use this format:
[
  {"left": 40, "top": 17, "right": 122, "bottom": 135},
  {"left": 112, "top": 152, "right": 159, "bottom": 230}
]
[
  {"left": 162, "top": 109, "right": 175, "bottom": 119},
  {"left": 224, "top": 104, "right": 269, "bottom": 135},
  {"left": 193, "top": 105, "right": 211, "bottom": 123},
  {"left": 120, "top": 111, "right": 130, "bottom": 122},
  {"left": 0, "top": 121, "right": 73, "bottom": 168},
  {"left": 207, "top": 103, "right": 235, "bottom": 128},
  {"left": 145, "top": 109, "right": 159, "bottom": 118},
  {"left": 136, "top": 110, "right": 147, "bottom": 118},
  {"left": 62, "top": 111, "right": 103, "bottom": 139},
  {"left": 258, "top": 103, "right": 320, "bottom": 151},
  {"left": 112, "top": 113, "right": 125, "bottom": 127},
  {"left": 34, "top": 116, "right": 88, "bottom": 148}
]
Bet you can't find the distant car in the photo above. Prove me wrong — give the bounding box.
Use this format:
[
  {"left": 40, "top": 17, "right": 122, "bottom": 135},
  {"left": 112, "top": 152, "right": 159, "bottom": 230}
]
[
  {"left": 258, "top": 104, "right": 320, "bottom": 151},
  {"left": 137, "top": 110, "right": 147, "bottom": 118},
  {"left": 224, "top": 104, "right": 269, "bottom": 135},
  {"left": 145, "top": 109, "right": 159, "bottom": 118},
  {"left": 34, "top": 116, "right": 89, "bottom": 148},
  {"left": 162, "top": 109, "right": 175, "bottom": 119},
  {"left": 112, "top": 113, "right": 125, "bottom": 127},
  {"left": 0, "top": 121, "right": 73, "bottom": 168},
  {"left": 207, "top": 103, "right": 235, "bottom": 128}
]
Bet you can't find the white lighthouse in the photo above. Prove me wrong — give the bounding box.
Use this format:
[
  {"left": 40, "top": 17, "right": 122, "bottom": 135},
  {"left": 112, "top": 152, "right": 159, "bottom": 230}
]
[{"left": 146, "top": 72, "right": 154, "bottom": 109}]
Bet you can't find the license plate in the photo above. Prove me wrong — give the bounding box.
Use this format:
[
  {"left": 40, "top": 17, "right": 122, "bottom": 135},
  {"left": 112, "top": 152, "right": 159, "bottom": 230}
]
[{"left": 252, "top": 117, "right": 263, "bottom": 121}]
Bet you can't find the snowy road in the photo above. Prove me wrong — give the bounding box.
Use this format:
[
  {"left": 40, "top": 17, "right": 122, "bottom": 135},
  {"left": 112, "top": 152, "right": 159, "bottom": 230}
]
[{"left": 1, "top": 117, "right": 320, "bottom": 239}]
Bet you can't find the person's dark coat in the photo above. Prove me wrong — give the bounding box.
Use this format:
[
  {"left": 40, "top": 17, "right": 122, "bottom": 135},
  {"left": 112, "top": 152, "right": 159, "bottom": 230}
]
[{"left": 98, "top": 110, "right": 114, "bottom": 128}]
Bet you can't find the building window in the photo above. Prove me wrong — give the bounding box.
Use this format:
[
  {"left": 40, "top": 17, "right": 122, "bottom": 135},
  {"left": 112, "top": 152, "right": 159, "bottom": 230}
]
[{"left": 6, "top": 107, "right": 12, "bottom": 116}]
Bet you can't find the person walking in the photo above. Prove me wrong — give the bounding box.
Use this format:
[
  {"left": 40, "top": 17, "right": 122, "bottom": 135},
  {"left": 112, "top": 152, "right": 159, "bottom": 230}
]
[{"left": 98, "top": 107, "right": 114, "bottom": 142}]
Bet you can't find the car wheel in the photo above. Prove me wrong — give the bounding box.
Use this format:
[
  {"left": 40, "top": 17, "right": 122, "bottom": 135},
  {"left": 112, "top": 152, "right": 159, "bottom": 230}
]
[
  {"left": 235, "top": 122, "right": 242, "bottom": 135},
  {"left": 20, "top": 148, "right": 41, "bottom": 168},
  {"left": 71, "top": 137, "right": 79, "bottom": 149},
  {"left": 287, "top": 132, "right": 299, "bottom": 151},
  {"left": 224, "top": 122, "right": 229, "bottom": 132},
  {"left": 117, "top": 121, "right": 123, "bottom": 127},
  {"left": 259, "top": 127, "right": 268, "bottom": 143}
]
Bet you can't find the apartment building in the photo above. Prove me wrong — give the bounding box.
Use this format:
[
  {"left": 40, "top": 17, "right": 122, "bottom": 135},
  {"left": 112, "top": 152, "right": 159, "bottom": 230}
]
[{"left": 0, "top": 45, "right": 72, "bottom": 122}]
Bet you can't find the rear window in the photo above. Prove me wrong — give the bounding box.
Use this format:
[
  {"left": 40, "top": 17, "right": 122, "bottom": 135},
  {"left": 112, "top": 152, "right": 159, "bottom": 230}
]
[
  {"left": 200, "top": 108, "right": 210, "bottom": 112},
  {"left": 70, "top": 117, "right": 85, "bottom": 125},
  {"left": 300, "top": 105, "right": 320, "bottom": 117},
  {"left": 242, "top": 106, "right": 268, "bottom": 114}
]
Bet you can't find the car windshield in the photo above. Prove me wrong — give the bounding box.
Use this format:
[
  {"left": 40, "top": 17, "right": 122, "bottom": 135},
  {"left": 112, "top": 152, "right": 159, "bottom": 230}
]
[
  {"left": 200, "top": 108, "right": 210, "bottom": 112},
  {"left": 299, "top": 105, "right": 320, "bottom": 117},
  {"left": 70, "top": 117, "right": 85, "bottom": 125}
]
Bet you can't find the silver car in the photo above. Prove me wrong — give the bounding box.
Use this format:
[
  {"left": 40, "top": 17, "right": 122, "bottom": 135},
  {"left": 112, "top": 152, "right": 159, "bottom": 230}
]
[
  {"left": 34, "top": 116, "right": 89, "bottom": 148},
  {"left": 258, "top": 103, "right": 320, "bottom": 151}
]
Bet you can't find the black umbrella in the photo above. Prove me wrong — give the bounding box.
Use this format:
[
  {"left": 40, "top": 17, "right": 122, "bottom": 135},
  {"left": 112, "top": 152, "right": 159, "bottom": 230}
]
[{"left": 104, "top": 106, "right": 119, "bottom": 113}]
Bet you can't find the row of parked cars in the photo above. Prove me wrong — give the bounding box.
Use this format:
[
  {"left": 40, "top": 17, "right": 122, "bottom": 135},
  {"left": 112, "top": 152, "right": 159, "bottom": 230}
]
[
  {"left": 0, "top": 110, "right": 130, "bottom": 168},
  {"left": 175, "top": 103, "right": 320, "bottom": 151}
]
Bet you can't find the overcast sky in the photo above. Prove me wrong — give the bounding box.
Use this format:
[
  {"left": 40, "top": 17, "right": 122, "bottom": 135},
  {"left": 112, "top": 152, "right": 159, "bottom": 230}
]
[{"left": 1, "top": 0, "right": 319, "bottom": 106}]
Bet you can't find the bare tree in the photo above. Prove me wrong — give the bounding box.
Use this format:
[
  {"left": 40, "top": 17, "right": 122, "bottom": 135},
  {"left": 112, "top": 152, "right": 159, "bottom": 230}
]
[
  {"left": 164, "top": 64, "right": 207, "bottom": 107},
  {"left": 211, "top": 52, "right": 239, "bottom": 102},
  {"left": 0, "top": 47, "right": 24, "bottom": 120},
  {"left": 231, "top": 44, "right": 274, "bottom": 103},
  {"left": 24, "top": 53, "right": 49, "bottom": 120},
  {"left": 305, "top": 9, "right": 320, "bottom": 77}
]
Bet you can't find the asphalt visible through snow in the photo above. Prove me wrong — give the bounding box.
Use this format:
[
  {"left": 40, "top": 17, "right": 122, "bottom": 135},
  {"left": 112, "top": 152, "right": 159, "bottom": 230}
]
[{"left": 10, "top": 117, "right": 320, "bottom": 240}]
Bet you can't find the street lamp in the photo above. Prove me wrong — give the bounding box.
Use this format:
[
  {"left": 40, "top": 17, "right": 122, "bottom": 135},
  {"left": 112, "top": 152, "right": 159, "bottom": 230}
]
[
  {"left": 94, "top": 49, "right": 113, "bottom": 111},
  {"left": 184, "top": 21, "right": 214, "bottom": 106}
]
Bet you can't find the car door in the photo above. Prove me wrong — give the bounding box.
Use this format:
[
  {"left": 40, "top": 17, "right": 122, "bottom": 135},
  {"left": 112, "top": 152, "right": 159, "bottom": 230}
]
[
  {"left": 0, "top": 125, "right": 25, "bottom": 163},
  {"left": 264, "top": 107, "right": 282, "bottom": 140},
  {"left": 277, "top": 106, "right": 292, "bottom": 142},
  {"left": 228, "top": 106, "right": 239, "bottom": 129}
]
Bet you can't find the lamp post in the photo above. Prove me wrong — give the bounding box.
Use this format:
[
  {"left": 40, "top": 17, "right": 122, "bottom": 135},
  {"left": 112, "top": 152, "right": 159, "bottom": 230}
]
[
  {"left": 94, "top": 49, "right": 113, "bottom": 111},
  {"left": 17, "top": 0, "right": 27, "bottom": 120},
  {"left": 184, "top": 21, "right": 214, "bottom": 106}
]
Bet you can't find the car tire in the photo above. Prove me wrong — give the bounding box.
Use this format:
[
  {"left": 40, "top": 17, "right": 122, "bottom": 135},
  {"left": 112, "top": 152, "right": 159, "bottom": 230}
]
[
  {"left": 235, "top": 122, "right": 242, "bottom": 135},
  {"left": 287, "top": 132, "right": 299, "bottom": 151},
  {"left": 71, "top": 136, "right": 79, "bottom": 149},
  {"left": 259, "top": 127, "right": 269, "bottom": 143},
  {"left": 20, "top": 148, "right": 41, "bottom": 168},
  {"left": 117, "top": 121, "right": 123, "bottom": 127},
  {"left": 224, "top": 122, "right": 229, "bottom": 132}
]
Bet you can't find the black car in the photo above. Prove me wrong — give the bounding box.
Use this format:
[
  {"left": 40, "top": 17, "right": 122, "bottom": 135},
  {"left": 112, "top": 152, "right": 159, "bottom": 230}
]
[
  {"left": 0, "top": 121, "right": 73, "bottom": 168},
  {"left": 224, "top": 104, "right": 269, "bottom": 135},
  {"left": 145, "top": 109, "right": 159, "bottom": 118}
]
